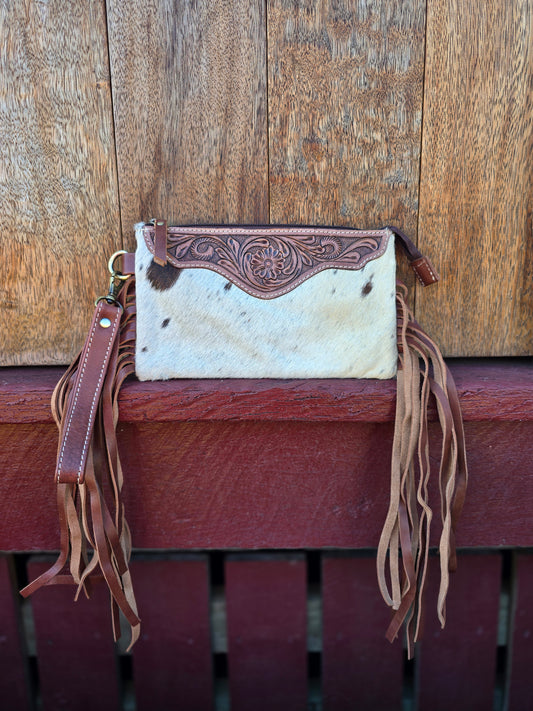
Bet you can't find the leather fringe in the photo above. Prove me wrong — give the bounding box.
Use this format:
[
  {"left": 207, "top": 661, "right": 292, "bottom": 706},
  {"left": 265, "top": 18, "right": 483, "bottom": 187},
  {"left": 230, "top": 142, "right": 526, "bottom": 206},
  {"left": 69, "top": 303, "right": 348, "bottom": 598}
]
[
  {"left": 377, "top": 284, "right": 468, "bottom": 658},
  {"left": 22, "top": 276, "right": 466, "bottom": 656},
  {"left": 21, "top": 279, "right": 140, "bottom": 650}
]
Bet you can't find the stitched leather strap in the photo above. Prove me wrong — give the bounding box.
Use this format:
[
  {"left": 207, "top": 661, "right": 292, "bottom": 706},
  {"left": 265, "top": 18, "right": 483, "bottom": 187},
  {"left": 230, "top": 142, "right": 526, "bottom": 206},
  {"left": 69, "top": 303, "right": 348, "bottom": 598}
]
[
  {"left": 56, "top": 299, "right": 122, "bottom": 484},
  {"left": 118, "top": 251, "right": 136, "bottom": 275},
  {"left": 22, "top": 279, "right": 140, "bottom": 650}
]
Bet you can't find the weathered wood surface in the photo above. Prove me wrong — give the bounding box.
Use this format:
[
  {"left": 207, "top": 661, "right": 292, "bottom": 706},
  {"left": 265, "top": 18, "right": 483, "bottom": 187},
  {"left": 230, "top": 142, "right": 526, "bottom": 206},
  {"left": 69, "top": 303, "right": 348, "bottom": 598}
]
[
  {"left": 2, "top": 415, "right": 532, "bottom": 551},
  {"left": 417, "top": 0, "right": 533, "bottom": 356},
  {"left": 107, "top": 0, "right": 268, "bottom": 245},
  {"left": 267, "top": 0, "right": 425, "bottom": 236},
  {"left": 507, "top": 553, "right": 533, "bottom": 711},
  {"left": 131, "top": 557, "right": 213, "bottom": 711},
  {"left": 1, "top": 360, "right": 532, "bottom": 424},
  {"left": 28, "top": 559, "right": 121, "bottom": 711},
  {"left": 1, "top": 0, "right": 532, "bottom": 365},
  {"left": 1, "top": 362, "right": 532, "bottom": 551},
  {"left": 0, "top": 0, "right": 121, "bottom": 366},
  {"left": 225, "top": 555, "right": 307, "bottom": 710},
  {"left": 322, "top": 554, "right": 403, "bottom": 710},
  {"left": 416, "top": 555, "right": 502, "bottom": 711},
  {"left": 0, "top": 556, "right": 30, "bottom": 711}
]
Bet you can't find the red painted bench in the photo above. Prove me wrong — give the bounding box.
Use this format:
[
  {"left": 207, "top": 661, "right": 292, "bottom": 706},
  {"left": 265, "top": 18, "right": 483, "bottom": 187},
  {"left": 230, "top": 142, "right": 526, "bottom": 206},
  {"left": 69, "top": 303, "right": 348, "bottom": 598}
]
[{"left": 1, "top": 361, "right": 532, "bottom": 709}]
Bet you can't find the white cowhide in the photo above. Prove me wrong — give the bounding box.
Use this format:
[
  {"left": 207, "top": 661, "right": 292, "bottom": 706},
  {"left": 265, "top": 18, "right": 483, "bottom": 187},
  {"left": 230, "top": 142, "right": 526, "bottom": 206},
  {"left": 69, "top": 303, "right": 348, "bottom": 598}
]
[{"left": 134, "top": 224, "right": 398, "bottom": 380}]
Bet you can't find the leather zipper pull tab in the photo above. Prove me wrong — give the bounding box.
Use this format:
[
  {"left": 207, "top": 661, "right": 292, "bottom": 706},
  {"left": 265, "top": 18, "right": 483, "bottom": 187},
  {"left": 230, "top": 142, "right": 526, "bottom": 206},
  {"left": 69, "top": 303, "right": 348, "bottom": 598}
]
[
  {"left": 387, "top": 225, "right": 439, "bottom": 286},
  {"left": 153, "top": 219, "right": 168, "bottom": 266}
]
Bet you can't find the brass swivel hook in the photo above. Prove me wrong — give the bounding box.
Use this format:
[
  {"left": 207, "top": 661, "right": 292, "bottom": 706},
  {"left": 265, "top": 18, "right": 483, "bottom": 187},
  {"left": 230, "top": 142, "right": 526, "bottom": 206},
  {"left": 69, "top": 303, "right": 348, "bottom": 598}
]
[{"left": 95, "top": 250, "right": 129, "bottom": 309}]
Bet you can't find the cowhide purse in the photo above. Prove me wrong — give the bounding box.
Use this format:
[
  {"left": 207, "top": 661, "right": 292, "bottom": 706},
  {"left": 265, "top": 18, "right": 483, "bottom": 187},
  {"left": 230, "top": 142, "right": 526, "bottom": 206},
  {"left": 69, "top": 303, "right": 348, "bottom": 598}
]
[{"left": 22, "top": 221, "right": 467, "bottom": 657}]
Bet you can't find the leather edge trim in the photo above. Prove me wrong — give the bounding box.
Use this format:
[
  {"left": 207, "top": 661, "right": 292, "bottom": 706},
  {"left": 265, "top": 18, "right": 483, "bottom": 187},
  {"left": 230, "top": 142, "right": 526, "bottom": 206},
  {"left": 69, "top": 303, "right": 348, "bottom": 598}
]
[{"left": 141, "top": 225, "right": 391, "bottom": 299}]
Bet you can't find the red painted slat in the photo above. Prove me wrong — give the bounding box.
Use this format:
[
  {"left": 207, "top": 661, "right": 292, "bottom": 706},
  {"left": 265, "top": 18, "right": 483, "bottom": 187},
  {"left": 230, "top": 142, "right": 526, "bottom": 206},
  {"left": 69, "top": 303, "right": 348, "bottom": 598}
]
[
  {"left": 0, "top": 556, "right": 31, "bottom": 710},
  {"left": 120, "top": 420, "right": 533, "bottom": 549},
  {"left": 3, "top": 420, "right": 533, "bottom": 550},
  {"left": 1, "top": 361, "right": 532, "bottom": 425},
  {"left": 131, "top": 557, "right": 213, "bottom": 711},
  {"left": 416, "top": 554, "right": 501, "bottom": 711},
  {"left": 0, "top": 423, "right": 60, "bottom": 550},
  {"left": 322, "top": 555, "right": 403, "bottom": 710},
  {"left": 28, "top": 559, "right": 121, "bottom": 711},
  {"left": 121, "top": 420, "right": 395, "bottom": 549},
  {"left": 225, "top": 555, "right": 307, "bottom": 710},
  {"left": 453, "top": 423, "right": 533, "bottom": 547},
  {"left": 507, "top": 553, "right": 533, "bottom": 711}
]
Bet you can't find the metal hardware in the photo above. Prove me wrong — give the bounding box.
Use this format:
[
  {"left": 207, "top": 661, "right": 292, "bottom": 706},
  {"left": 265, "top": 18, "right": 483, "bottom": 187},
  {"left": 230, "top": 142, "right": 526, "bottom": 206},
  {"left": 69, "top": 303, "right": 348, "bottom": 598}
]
[
  {"left": 95, "top": 250, "right": 130, "bottom": 309},
  {"left": 108, "top": 250, "right": 130, "bottom": 280}
]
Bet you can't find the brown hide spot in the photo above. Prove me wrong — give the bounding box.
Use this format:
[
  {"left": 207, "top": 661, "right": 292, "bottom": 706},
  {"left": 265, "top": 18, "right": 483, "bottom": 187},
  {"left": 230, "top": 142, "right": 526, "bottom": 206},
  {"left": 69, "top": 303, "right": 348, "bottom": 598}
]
[
  {"left": 361, "top": 280, "right": 373, "bottom": 297},
  {"left": 146, "top": 260, "right": 180, "bottom": 291}
]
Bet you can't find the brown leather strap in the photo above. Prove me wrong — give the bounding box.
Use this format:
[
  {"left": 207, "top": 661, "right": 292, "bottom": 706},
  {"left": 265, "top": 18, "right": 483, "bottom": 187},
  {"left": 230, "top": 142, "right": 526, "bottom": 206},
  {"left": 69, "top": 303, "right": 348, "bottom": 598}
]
[
  {"left": 118, "top": 252, "right": 136, "bottom": 276},
  {"left": 56, "top": 299, "right": 123, "bottom": 484},
  {"left": 410, "top": 256, "right": 439, "bottom": 286},
  {"left": 20, "top": 484, "right": 73, "bottom": 597},
  {"left": 153, "top": 219, "right": 168, "bottom": 266},
  {"left": 387, "top": 226, "right": 440, "bottom": 286},
  {"left": 22, "top": 278, "right": 140, "bottom": 649}
]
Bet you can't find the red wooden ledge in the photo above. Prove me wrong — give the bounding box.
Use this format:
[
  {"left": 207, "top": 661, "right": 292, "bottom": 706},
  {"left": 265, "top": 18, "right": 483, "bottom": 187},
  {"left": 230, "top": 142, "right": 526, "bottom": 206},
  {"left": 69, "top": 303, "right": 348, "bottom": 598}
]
[
  {"left": 1, "top": 360, "right": 532, "bottom": 551},
  {"left": 1, "top": 359, "right": 532, "bottom": 424}
]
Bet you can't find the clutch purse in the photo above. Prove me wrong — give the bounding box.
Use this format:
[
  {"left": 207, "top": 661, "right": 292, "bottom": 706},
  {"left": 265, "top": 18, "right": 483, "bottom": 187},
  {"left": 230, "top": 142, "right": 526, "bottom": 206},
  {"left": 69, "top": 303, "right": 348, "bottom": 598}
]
[{"left": 22, "top": 221, "right": 467, "bottom": 657}]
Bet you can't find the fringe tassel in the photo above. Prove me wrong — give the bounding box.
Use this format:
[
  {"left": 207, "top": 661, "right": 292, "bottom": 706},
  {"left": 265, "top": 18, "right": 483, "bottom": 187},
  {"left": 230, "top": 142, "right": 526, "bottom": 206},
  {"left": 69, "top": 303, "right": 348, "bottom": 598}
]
[
  {"left": 22, "top": 273, "right": 466, "bottom": 656},
  {"left": 377, "top": 284, "right": 468, "bottom": 657},
  {"left": 21, "top": 279, "right": 140, "bottom": 650}
]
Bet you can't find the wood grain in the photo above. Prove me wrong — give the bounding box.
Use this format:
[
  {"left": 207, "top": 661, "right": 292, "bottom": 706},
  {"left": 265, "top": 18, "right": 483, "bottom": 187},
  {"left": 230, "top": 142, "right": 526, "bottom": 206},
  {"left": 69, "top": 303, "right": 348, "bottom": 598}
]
[
  {"left": 416, "top": 554, "right": 502, "bottom": 711},
  {"left": 267, "top": 0, "right": 425, "bottom": 239},
  {"left": 131, "top": 557, "right": 213, "bottom": 711},
  {"left": 3, "top": 418, "right": 533, "bottom": 551},
  {"left": 28, "top": 559, "right": 121, "bottom": 711},
  {"left": 322, "top": 555, "right": 403, "bottom": 710},
  {"left": 0, "top": 0, "right": 122, "bottom": 366},
  {"left": 0, "top": 556, "right": 31, "bottom": 711},
  {"left": 417, "top": 0, "right": 533, "bottom": 356},
  {"left": 2, "top": 360, "right": 532, "bottom": 425},
  {"left": 107, "top": 0, "right": 268, "bottom": 246},
  {"left": 225, "top": 555, "right": 307, "bottom": 710}
]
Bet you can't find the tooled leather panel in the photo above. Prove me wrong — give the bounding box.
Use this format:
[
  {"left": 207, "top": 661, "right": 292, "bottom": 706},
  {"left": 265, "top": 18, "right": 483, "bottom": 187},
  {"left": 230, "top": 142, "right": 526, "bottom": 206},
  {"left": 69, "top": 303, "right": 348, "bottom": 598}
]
[{"left": 143, "top": 225, "right": 391, "bottom": 299}]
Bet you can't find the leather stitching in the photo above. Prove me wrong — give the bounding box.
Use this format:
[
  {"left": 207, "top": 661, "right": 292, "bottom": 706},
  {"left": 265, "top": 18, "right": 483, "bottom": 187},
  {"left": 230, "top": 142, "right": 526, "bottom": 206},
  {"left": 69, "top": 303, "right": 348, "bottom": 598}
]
[
  {"left": 142, "top": 227, "right": 391, "bottom": 299},
  {"left": 56, "top": 303, "right": 121, "bottom": 484}
]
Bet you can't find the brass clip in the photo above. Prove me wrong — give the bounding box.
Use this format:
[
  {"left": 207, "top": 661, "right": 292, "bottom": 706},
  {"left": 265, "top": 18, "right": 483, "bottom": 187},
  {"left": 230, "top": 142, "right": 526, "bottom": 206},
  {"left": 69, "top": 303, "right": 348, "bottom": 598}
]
[{"left": 95, "top": 250, "right": 129, "bottom": 308}]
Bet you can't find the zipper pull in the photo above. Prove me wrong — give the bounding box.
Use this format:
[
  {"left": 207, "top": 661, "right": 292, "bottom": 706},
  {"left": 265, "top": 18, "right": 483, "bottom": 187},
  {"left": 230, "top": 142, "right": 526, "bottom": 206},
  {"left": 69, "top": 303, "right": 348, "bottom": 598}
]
[
  {"left": 152, "top": 218, "right": 168, "bottom": 266},
  {"left": 387, "top": 225, "right": 439, "bottom": 286}
]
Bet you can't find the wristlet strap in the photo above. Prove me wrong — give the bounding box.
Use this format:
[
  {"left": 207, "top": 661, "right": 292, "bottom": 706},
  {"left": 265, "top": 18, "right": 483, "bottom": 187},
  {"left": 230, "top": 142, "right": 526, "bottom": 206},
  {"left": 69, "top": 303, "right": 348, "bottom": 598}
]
[
  {"left": 21, "top": 278, "right": 140, "bottom": 650},
  {"left": 55, "top": 299, "right": 123, "bottom": 484}
]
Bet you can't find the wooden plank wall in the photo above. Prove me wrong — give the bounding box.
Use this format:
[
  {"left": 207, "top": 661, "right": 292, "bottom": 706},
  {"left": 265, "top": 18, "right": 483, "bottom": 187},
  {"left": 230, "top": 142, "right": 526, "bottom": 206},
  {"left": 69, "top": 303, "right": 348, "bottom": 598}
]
[{"left": 1, "top": 0, "right": 531, "bottom": 364}]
